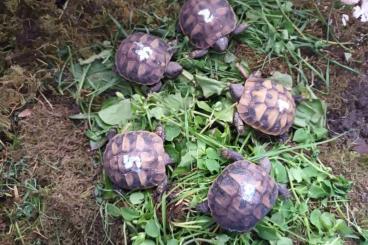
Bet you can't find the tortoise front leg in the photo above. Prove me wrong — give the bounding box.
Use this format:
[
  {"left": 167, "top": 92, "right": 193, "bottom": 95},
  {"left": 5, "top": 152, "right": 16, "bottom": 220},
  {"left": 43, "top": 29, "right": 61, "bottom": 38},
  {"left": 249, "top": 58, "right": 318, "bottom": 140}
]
[
  {"left": 189, "top": 49, "right": 208, "bottom": 59},
  {"left": 213, "top": 36, "right": 229, "bottom": 52},
  {"left": 233, "top": 23, "right": 249, "bottom": 35},
  {"left": 229, "top": 83, "right": 244, "bottom": 102},
  {"left": 165, "top": 62, "right": 183, "bottom": 79},
  {"left": 234, "top": 112, "right": 245, "bottom": 135},
  {"left": 196, "top": 200, "right": 211, "bottom": 215},
  {"left": 277, "top": 184, "right": 291, "bottom": 199},
  {"left": 220, "top": 149, "right": 244, "bottom": 161},
  {"left": 259, "top": 157, "right": 272, "bottom": 174},
  {"left": 149, "top": 81, "right": 162, "bottom": 93}
]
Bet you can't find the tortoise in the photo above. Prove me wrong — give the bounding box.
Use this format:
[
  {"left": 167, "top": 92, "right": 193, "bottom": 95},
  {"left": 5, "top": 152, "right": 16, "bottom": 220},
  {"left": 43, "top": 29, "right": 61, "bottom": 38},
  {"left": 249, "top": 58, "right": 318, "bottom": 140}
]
[
  {"left": 178, "top": 0, "right": 249, "bottom": 58},
  {"left": 197, "top": 149, "right": 290, "bottom": 232},
  {"left": 115, "top": 32, "right": 183, "bottom": 92},
  {"left": 103, "top": 127, "right": 173, "bottom": 195},
  {"left": 229, "top": 64, "right": 296, "bottom": 137}
]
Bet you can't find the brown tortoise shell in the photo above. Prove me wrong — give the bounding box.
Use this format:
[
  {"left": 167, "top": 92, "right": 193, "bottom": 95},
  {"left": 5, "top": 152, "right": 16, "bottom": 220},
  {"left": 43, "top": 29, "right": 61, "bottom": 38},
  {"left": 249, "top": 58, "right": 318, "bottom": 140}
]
[
  {"left": 208, "top": 160, "right": 279, "bottom": 232},
  {"left": 103, "top": 131, "right": 168, "bottom": 190},
  {"left": 115, "top": 32, "right": 173, "bottom": 85},
  {"left": 237, "top": 77, "right": 296, "bottom": 135},
  {"left": 179, "top": 0, "right": 237, "bottom": 49}
]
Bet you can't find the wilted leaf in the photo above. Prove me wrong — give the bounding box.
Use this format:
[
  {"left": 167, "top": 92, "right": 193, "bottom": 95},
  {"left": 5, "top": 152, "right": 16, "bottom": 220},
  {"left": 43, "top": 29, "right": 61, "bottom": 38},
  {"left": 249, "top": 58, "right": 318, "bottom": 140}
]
[{"left": 196, "top": 74, "right": 228, "bottom": 98}]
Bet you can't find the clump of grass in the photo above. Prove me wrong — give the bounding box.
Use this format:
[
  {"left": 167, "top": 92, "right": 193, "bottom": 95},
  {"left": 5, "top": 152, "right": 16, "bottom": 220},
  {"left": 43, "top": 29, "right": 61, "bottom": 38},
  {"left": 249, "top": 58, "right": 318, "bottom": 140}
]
[{"left": 55, "top": 0, "right": 368, "bottom": 244}]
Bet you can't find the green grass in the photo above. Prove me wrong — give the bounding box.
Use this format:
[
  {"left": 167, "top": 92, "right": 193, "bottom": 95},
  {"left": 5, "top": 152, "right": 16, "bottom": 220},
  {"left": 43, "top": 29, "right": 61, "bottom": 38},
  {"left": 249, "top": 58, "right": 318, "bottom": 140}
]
[{"left": 54, "top": 0, "right": 368, "bottom": 244}]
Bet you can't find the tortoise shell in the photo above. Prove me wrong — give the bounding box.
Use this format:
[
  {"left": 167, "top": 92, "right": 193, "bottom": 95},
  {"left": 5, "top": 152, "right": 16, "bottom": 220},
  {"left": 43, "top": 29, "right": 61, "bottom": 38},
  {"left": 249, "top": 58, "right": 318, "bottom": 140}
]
[
  {"left": 237, "top": 78, "right": 296, "bottom": 135},
  {"left": 179, "top": 0, "right": 237, "bottom": 49},
  {"left": 208, "top": 160, "right": 279, "bottom": 232},
  {"left": 115, "top": 32, "right": 173, "bottom": 85},
  {"left": 103, "top": 131, "right": 168, "bottom": 190}
]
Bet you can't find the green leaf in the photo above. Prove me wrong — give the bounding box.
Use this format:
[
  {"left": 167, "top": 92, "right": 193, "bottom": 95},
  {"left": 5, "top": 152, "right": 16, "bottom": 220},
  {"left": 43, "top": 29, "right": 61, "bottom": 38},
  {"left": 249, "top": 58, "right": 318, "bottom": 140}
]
[
  {"left": 129, "top": 192, "right": 145, "bottom": 205},
  {"left": 294, "top": 98, "right": 327, "bottom": 130},
  {"left": 214, "top": 234, "right": 230, "bottom": 245},
  {"left": 268, "top": 71, "right": 293, "bottom": 89},
  {"left": 289, "top": 167, "right": 303, "bottom": 183},
  {"left": 165, "top": 124, "right": 181, "bottom": 141},
  {"left": 256, "top": 225, "right": 280, "bottom": 241},
  {"left": 309, "top": 183, "right": 329, "bottom": 199},
  {"left": 273, "top": 161, "right": 288, "bottom": 183},
  {"left": 196, "top": 74, "right": 228, "bottom": 98},
  {"left": 105, "top": 203, "right": 121, "bottom": 218},
  {"left": 293, "top": 128, "right": 313, "bottom": 143},
  {"left": 276, "top": 237, "right": 293, "bottom": 245},
  {"left": 310, "top": 209, "right": 322, "bottom": 230},
  {"left": 121, "top": 207, "right": 140, "bottom": 221},
  {"left": 145, "top": 219, "right": 160, "bottom": 238},
  {"left": 167, "top": 239, "right": 179, "bottom": 245},
  {"left": 140, "top": 240, "right": 155, "bottom": 245},
  {"left": 206, "top": 148, "right": 220, "bottom": 160},
  {"left": 205, "top": 158, "right": 220, "bottom": 173},
  {"left": 150, "top": 106, "right": 167, "bottom": 120},
  {"left": 97, "top": 99, "right": 132, "bottom": 125},
  {"left": 320, "top": 212, "right": 335, "bottom": 230},
  {"left": 197, "top": 101, "right": 212, "bottom": 112},
  {"left": 334, "top": 219, "right": 353, "bottom": 236}
]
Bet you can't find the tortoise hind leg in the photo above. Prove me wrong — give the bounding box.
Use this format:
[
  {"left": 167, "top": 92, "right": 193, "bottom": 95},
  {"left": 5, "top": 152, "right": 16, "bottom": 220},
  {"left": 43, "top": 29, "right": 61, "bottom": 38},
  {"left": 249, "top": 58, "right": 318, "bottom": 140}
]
[
  {"left": 196, "top": 200, "right": 210, "bottom": 214},
  {"left": 153, "top": 176, "right": 168, "bottom": 202},
  {"left": 189, "top": 49, "right": 208, "bottom": 59},
  {"left": 213, "top": 37, "right": 229, "bottom": 52},
  {"left": 234, "top": 112, "right": 245, "bottom": 135},
  {"left": 221, "top": 149, "right": 244, "bottom": 161}
]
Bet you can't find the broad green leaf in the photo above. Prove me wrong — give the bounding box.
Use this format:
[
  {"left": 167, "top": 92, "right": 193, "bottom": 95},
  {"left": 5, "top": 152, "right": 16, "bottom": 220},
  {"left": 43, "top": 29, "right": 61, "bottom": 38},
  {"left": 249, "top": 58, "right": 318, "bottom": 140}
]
[
  {"left": 140, "top": 240, "right": 155, "bottom": 245},
  {"left": 145, "top": 219, "right": 160, "bottom": 238},
  {"left": 289, "top": 167, "right": 303, "bottom": 183},
  {"left": 214, "top": 234, "right": 230, "bottom": 245},
  {"left": 150, "top": 107, "right": 167, "bottom": 120},
  {"left": 129, "top": 192, "right": 145, "bottom": 205},
  {"left": 98, "top": 99, "right": 132, "bottom": 125},
  {"left": 273, "top": 161, "right": 288, "bottom": 183},
  {"left": 105, "top": 203, "right": 121, "bottom": 218},
  {"left": 121, "top": 207, "right": 140, "bottom": 221},
  {"left": 165, "top": 124, "right": 181, "bottom": 141},
  {"left": 196, "top": 74, "right": 228, "bottom": 98},
  {"left": 205, "top": 158, "right": 220, "bottom": 173},
  {"left": 293, "top": 128, "right": 312, "bottom": 143},
  {"left": 309, "top": 183, "right": 329, "bottom": 199},
  {"left": 320, "top": 212, "right": 335, "bottom": 230},
  {"left": 206, "top": 148, "right": 220, "bottom": 160},
  {"left": 334, "top": 219, "right": 353, "bottom": 236},
  {"left": 197, "top": 101, "right": 212, "bottom": 112},
  {"left": 310, "top": 209, "right": 322, "bottom": 230},
  {"left": 167, "top": 239, "right": 179, "bottom": 245},
  {"left": 256, "top": 225, "right": 280, "bottom": 241},
  {"left": 268, "top": 71, "right": 293, "bottom": 89},
  {"left": 276, "top": 237, "right": 293, "bottom": 245}
]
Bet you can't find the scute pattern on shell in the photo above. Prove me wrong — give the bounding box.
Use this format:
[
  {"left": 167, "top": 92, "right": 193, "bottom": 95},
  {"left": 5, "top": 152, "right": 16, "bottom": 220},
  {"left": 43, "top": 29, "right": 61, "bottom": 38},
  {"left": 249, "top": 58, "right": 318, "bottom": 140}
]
[
  {"left": 237, "top": 78, "right": 296, "bottom": 135},
  {"left": 208, "top": 161, "right": 278, "bottom": 232},
  {"left": 103, "top": 131, "right": 167, "bottom": 190},
  {"left": 179, "top": 0, "right": 237, "bottom": 49},
  {"left": 115, "top": 33, "right": 172, "bottom": 85}
]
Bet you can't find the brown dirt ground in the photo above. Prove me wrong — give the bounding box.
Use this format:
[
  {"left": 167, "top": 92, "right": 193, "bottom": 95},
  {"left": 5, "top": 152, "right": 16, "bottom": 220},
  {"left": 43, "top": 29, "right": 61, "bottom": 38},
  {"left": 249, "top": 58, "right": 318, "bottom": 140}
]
[{"left": 1, "top": 96, "right": 125, "bottom": 244}]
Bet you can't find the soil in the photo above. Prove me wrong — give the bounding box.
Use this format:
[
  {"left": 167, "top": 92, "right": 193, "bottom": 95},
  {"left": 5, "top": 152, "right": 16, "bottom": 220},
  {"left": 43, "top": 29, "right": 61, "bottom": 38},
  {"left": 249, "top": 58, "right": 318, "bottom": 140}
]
[{"left": 1, "top": 96, "right": 125, "bottom": 244}]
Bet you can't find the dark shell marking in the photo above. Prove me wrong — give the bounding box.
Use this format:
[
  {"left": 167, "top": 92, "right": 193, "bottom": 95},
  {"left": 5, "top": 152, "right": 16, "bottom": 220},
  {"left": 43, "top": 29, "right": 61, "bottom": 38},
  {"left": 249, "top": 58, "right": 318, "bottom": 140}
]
[
  {"left": 179, "top": 0, "right": 237, "bottom": 49},
  {"left": 237, "top": 79, "right": 296, "bottom": 135},
  {"left": 208, "top": 161, "right": 278, "bottom": 232},
  {"left": 103, "top": 131, "right": 167, "bottom": 190},
  {"left": 115, "top": 32, "right": 173, "bottom": 85}
]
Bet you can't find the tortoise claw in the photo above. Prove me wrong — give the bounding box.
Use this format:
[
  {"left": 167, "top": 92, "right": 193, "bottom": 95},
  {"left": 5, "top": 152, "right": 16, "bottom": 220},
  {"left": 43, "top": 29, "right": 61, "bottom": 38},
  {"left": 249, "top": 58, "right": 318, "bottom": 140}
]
[
  {"left": 149, "top": 82, "right": 162, "bottom": 93},
  {"left": 153, "top": 177, "right": 168, "bottom": 202},
  {"left": 233, "top": 112, "right": 245, "bottom": 135}
]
